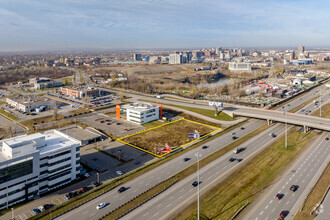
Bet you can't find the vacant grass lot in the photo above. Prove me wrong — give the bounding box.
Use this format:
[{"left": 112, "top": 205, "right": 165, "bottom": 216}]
[
  {"left": 21, "top": 114, "right": 63, "bottom": 128},
  {"left": 174, "top": 128, "right": 318, "bottom": 220},
  {"left": 312, "top": 103, "right": 330, "bottom": 119},
  {"left": 121, "top": 119, "right": 216, "bottom": 153}
]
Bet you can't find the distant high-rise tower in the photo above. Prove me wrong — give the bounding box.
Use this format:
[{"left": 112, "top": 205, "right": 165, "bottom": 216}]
[
  {"left": 133, "top": 54, "right": 142, "bottom": 61},
  {"left": 298, "top": 45, "right": 305, "bottom": 52}
]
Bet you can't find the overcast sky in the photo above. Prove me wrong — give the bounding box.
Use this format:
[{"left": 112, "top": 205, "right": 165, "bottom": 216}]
[{"left": 0, "top": 0, "right": 329, "bottom": 51}]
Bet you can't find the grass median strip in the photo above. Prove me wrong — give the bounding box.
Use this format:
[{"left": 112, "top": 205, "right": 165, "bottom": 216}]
[
  {"left": 0, "top": 109, "right": 18, "bottom": 121},
  {"left": 103, "top": 177, "right": 178, "bottom": 219},
  {"left": 173, "top": 128, "right": 319, "bottom": 220}
]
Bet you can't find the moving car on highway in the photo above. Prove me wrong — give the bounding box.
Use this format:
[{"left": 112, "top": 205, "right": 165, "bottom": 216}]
[{"left": 96, "top": 203, "right": 106, "bottom": 210}]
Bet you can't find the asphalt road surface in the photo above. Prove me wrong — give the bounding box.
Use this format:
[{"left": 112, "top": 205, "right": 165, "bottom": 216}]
[
  {"left": 57, "top": 83, "right": 328, "bottom": 219},
  {"left": 243, "top": 133, "right": 329, "bottom": 220},
  {"left": 56, "top": 119, "right": 266, "bottom": 220},
  {"left": 124, "top": 123, "right": 287, "bottom": 220},
  {"left": 315, "top": 190, "right": 330, "bottom": 220}
]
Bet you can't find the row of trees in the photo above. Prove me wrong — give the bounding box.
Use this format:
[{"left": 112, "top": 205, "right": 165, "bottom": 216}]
[{"left": 0, "top": 67, "right": 74, "bottom": 85}]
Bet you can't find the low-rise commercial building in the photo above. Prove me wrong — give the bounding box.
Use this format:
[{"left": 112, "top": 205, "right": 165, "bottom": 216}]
[
  {"left": 229, "top": 62, "right": 251, "bottom": 72},
  {"left": 116, "top": 102, "right": 162, "bottom": 124},
  {"left": 0, "top": 130, "right": 80, "bottom": 210},
  {"left": 29, "top": 77, "right": 63, "bottom": 89},
  {"left": 6, "top": 96, "right": 52, "bottom": 113},
  {"left": 61, "top": 86, "right": 101, "bottom": 98}
]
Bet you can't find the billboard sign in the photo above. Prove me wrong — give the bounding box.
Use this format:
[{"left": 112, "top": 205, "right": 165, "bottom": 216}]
[{"left": 209, "top": 102, "right": 223, "bottom": 107}]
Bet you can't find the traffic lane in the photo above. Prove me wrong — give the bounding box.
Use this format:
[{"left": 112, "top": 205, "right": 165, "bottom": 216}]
[
  {"left": 246, "top": 133, "right": 330, "bottom": 220},
  {"left": 124, "top": 124, "right": 286, "bottom": 220},
  {"left": 57, "top": 120, "right": 266, "bottom": 220}
]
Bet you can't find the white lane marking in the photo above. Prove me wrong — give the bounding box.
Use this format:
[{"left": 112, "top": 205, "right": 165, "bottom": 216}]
[
  {"left": 287, "top": 201, "right": 290, "bottom": 205},
  {"left": 113, "top": 195, "right": 118, "bottom": 198},
  {"left": 179, "top": 195, "right": 183, "bottom": 199},
  {"left": 83, "top": 211, "right": 89, "bottom": 215},
  {"left": 89, "top": 214, "right": 95, "bottom": 217},
  {"left": 286, "top": 181, "right": 289, "bottom": 185},
  {"left": 265, "top": 205, "right": 268, "bottom": 209},
  {"left": 157, "top": 203, "right": 162, "bottom": 208},
  {"left": 167, "top": 203, "right": 172, "bottom": 207},
  {"left": 302, "top": 180, "right": 306, "bottom": 183},
  {"left": 272, "top": 208, "right": 276, "bottom": 212},
  {"left": 169, "top": 196, "right": 173, "bottom": 200},
  {"left": 143, "top": 212, "right": 149, "bottom": 216},
  {"left": 260, "top": 211, "right": 263, "bottom": 215},
  {"left": 270, "top": 200, "right": 273, "bottom": 204},
  {"left": 153, "top": 212, "right": 159, "bottom": 217}
]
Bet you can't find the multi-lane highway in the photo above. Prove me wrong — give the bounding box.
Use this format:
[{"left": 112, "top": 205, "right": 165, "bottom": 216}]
[
  {"left": 124, "top": 123, "right": 288, "bottom": 220},
  {"left": 57, "top": 119, "right": 266, "bottom": 220},
  {"left": 243, "top": 133, "right": 329, "bottom": 220},
  {"left": 56, "top": 83, "right": 328, "bottom": 219}
]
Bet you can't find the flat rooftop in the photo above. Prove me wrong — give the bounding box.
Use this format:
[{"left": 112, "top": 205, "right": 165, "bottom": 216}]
[
  {"left": 122, "top": 102, "right": 158, "bottom": 112},
  {"left": 7, "top": 95, "right": 52, "bottom": 105},
  {"left": 0, "top": 130, "right": 79, "bottom": 162},
  {"left": 58, "top": 125, "right": 102, "bottom": 142}
]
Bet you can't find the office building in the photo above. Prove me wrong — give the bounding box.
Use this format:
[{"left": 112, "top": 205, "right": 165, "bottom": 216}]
[
  {"left": 6, "top": 96, "right": 52, "bottom": 113},
  {"left": 29, "top": 77, "right": 63, "bottom": 90},
  {"left": 169, "top": 54, "right": 183, "bottom": 64},
  {"left": 298, "top": 45, "right": 305, "bottom": 53},
  {"left": 133, "top": 54, "right": 142, "bottom": 61},
  {"left": 0, "top": 130, "right": 80, "bottom": 210},
  {"left": 229, "top": 62, "right": 251, "bottom": 72},
  {"left": 116, "top": 102, "right": 162, "bottom": 124},
  {"left": 61, "top": 86, "right": 101, "bottom": 98}
]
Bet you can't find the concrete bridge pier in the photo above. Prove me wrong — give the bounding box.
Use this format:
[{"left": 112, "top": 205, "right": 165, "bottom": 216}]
[
  {"left": 303, "top": 125, "right": 309, "bottom": 133},
  {"left": 267, "top": 119, "right": 274, "bottom": 125}
]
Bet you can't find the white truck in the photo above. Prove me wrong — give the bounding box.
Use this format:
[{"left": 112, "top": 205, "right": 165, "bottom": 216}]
[{"left": 233, "top": 147, "right": 242, "bottom": 154}]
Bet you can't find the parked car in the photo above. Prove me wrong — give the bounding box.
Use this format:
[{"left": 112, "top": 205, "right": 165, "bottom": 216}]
[
  {"left": 43, "top": 204, "right": 55, "bottom": 209},
  {"left": 38, "top": 206, "right": 45, "bottom": 212},
  {"left": 91, "top": 182, "right": 99, "bottom": 187},
  {"left": 229, "top": 158, "right": 236, "bottom": 162},
  {"left": 96, "top": 203, "right": 106, "bottom": 210},
  {"left": 290, "top": 185, "right": 298, "bottom": 192},
  {"left": 33, "top": 209, "right": 41, "bottom": 214},
  {"left": 183, "top": 157, "right": 191, "bottom": 162},
  {"left": 64, "top": 194, "right": 71, "bottom": 200},
  {"left": 84, "top": 173, "right": 90, "bottom": 178},
  {"left": 118, "top": 187, "right": 127, "bottom": 193},
  {"left": 116, "top": 170, "right": 124, "bottom": 175}
]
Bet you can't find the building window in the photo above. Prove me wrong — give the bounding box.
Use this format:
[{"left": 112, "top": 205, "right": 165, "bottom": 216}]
[
  {"left": 40, "top": 170, "right": 48, "bottom": 175},
  {"left": 48, "top": 157, "right": 71, "bottom": 167},
  {"left": 49, "top": 164, "right": 71, "bottom": 174},
  {"left": 0, "top": 160, "right": 33, "bottom": 184},
  {"left": 48, "top": 150, "right": 71, "bottom": 159},
  {"left": 76, "top": 153, "right": 80, "bottom": 158}
]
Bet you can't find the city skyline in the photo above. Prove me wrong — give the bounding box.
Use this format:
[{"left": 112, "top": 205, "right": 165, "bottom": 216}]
[{"left": 1, "top": 0, "right": 330, "bottom": 51}]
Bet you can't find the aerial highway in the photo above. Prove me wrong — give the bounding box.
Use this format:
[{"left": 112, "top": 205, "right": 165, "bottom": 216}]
[
  {"left": 56, "top": 84, "right": 328, "bottom": 219},
  {"left": 123, "top": 123, "right": 288, "bottom": 220},
  {"left": 56, "top": 119, "right": 266, "bottom": 220},
  {"left": 242, "top": 133, "right": 329, "bottom": 220}
]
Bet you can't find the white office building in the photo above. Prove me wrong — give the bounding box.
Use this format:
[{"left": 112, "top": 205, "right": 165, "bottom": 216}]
[
  {"left": 229, "top": 62, "right": 252, "bottom": 72},
  {"left": 0, "top": 130, "right": 80, "bottom": 210},
  {"left": 169, "top": 54, "right": 183, "bottom": 64},
  {"left": 116, "top": 102, "right": 161, "bottom": 124}
]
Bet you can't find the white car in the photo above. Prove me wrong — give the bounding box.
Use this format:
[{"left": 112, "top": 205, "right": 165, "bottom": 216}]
[
  {"left": 84, "top": 173, "right": 90, "bottom": 178},
  {"left": 116, "top": 170, "right": 124, "bottom": 175},
  {"left": 96, "top": 203, "right": 106, "bottom": 210},
  {"left": 38, "top": 206, "right": 45, "bottom": 212}
]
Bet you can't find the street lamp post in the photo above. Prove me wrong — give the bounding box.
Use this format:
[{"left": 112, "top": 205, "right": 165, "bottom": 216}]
[
  {"left": 282, "top": 106, "right": 287, "bottom": 148},
  {"left": 11, "top": 208, "right": 14, "bottom": 220},
  {"left": 195, "top": 152, "right": 201, "bottom": 220},
  {"left": 319, "top": 89, "right": 322, "bottom": 117}
]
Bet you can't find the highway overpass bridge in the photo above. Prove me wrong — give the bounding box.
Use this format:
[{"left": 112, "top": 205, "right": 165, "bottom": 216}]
[{"left": 223, "top": 107, "right": 330, "bottom": 132}]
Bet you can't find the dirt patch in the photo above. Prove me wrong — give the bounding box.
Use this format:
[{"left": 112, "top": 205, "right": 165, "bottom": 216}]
[{"left": 121, "top": 119, "right": 216, "bottom": 153}]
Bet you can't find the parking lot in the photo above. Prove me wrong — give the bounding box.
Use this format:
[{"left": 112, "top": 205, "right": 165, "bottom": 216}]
[
  {"left": 77, "top": 113, "right": 145, "bottom": 138},
  {"left": 81, "top": 140, "right": 156, "bottom": 182}
]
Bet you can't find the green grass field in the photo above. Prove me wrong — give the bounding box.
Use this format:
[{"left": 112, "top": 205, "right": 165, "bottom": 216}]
[{"left": 0, "top": 109, "right": 18, "bottom": 121}]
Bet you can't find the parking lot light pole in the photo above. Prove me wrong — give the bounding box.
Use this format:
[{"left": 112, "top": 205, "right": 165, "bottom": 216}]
[
  {"left": 195, "top": 152, "right": 201, "bottom": 220},
  {"left": 11, "top": 208, "right": 14, "bottom": 220},
  {"left": 96, "top": 172, "right": 100, "bottom": 184}
]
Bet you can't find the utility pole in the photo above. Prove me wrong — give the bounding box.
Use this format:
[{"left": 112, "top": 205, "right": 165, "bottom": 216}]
[
  {"left": 96, "top": 172, "right": 100, "bottom": 184},
  {"left": 195, "top": 152, "right": 201, "bottom": 220},
  {"left": 282, "top": 106, "right": 287, "bottom": 148}
]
